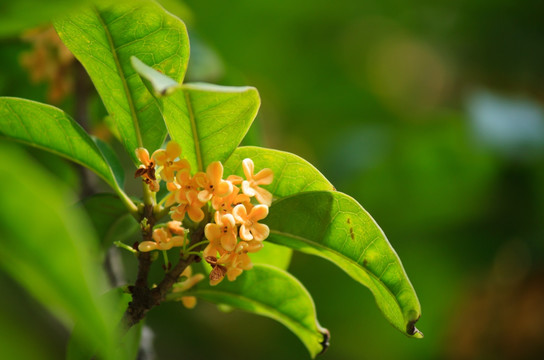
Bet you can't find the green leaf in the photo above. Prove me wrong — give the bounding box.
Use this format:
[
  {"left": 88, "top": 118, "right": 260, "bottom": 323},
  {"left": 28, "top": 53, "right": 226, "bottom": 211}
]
[
  {"left": 172, "top": 264, "right": 329, "bottom": 358},
  {"left": 54, "top": 1, "right": 190, "bottom": 160},
  {"left": 223, "top": 146, "right": 335, "bottom": 200},
  {"left": 0, "top": 142, "right": 122, "bottom": 359},
  {"left": 67, "top": 289, "right": 142, "bottom": 360},
  {"left": 0, "top": 0, "right": 89, "bottom": 37},
  {"left": 224, "top": 146, "right": 335, "bottom": 269},
  {"left": 0, "top": 97, "right": 122, "bottom": 191},
  {"left": 131, "top": 57, "right": 260, "bottom": 172},
  {"left": 265, "top": 191, "right": 423, "bottom": 338},
  {"left": 80, "top": 193, "right": 138, "bottom": 247}
]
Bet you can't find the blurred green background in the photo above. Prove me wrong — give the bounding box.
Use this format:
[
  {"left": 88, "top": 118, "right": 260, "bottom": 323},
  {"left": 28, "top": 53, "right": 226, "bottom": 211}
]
[{"left": 1, "top": 0, "right": 544, "bottom": 359}]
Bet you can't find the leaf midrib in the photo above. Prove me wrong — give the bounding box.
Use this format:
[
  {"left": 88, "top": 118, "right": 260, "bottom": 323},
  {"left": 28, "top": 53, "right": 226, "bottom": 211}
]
[
  {"left": 94, "top": 7, "right": 143, "bottom": 148},
  {"left": 183, "top": 90, "right": 204, "bottom": 171}
]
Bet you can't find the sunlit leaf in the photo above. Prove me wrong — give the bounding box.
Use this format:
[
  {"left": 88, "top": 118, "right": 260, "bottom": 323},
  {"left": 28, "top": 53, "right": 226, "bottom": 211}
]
[
  {"left": 224, "top": 146, "right": 336, "bottom": 269},
  {"left": 172, "top": 264, "right": 329, "bottom": 358},
  {"left": 131, "top": 57, "right": 260, "bottom": 172},
  {"left": 223, "top": 146, "right": 335, "bottom": 200},
  {"left": 0, "top": 142, "right": 122, "bottom": 359},
  {"left": 265, "top": 191, "right": 422, "bottom": 338},
  {"left": 0, "top": 97, "right": 123, "bottom": 191},
  {"left": 55, "top": 1, "right": 190, "bottom": 161}
]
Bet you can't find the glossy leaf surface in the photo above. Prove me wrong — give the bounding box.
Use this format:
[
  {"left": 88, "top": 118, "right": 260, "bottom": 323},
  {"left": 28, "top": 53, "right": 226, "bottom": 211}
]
[
  {"left": 0, "top": 97, "right": 122, "bottom": 190},
  {"left": 265, "top": 191, "right": 422, "bottom": 338},
  {"left": 224, "top": 146, "right": 336, "bottom": 269},
  {"left": 223, "top": 146, "right": 335, "bottom": 201},
  {"left": 55, "top": 1, "right": 190, "bottom": 161},
  {"left": 131, "top": 57, "right": 260, "bottom": 172},
  {"left": 173, "top": 264, "right": 329, "bottom": 358},
  {"left": 0, "top": 142, "right": 121, "bottom": 359}
]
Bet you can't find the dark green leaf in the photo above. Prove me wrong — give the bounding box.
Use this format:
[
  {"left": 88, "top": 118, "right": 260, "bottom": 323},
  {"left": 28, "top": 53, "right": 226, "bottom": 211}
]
[
  {"left": 67, "top": 289, "right": 142, "bottom": 360},
  {"left": 0, "top": 142, "right": 122, "bottom": 359},
  {"left": 0, "top": 0, "right": 89, "bottom": 37},
  {"left": 173, "top": 264, "right": 329, "bottom": 358},
  {"left": 55, "top": 1, "right": 190, "bottom": 160},
  {"left": 265, "top": 191, "right": 423, "bottom": 338},
  {"left": 131, "top": 58, "right": 260, "bottom": 172},
  {"left": 0, "top": 97, "right": 122, "bottom": 191}
]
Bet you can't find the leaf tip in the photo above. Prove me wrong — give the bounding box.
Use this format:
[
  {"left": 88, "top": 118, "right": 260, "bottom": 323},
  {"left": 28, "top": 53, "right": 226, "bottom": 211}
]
[
  {"left": 406, "top": 315, "right": 423, "bottom": 339},
  {"left": 317, "top": 327, "right": 330, "bottom": 356}
]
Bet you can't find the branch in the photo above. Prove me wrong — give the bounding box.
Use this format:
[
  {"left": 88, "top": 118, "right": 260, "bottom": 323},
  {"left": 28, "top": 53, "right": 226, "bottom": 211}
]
[{"left": 122, "top": 207, "right": 207, "bottom": 330}]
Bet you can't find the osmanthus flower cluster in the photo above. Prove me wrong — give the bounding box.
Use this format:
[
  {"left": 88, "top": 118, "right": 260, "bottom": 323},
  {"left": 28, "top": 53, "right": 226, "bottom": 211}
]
[{"left": 134, "top": 141, "right": 274, "bottom": 287}]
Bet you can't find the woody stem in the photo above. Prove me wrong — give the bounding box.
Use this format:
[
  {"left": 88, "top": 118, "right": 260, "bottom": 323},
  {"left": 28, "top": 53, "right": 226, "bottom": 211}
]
[{"left": 122, "top": 207, "right": 208, "bottom": 330}]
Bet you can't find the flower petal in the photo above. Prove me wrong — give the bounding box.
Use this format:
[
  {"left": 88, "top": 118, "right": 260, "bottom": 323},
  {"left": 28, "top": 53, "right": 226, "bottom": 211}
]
[
  {"left": 239, "top": 224, "right": 253, "bottom": 241},
  {"left": 242, "top": 158, "right": 254, "bottom": 180},
  {"left": 251, "top": 223, "right": 270, "bottom": 241},
  {"left": 241, "top": 180, "right": 256, "bottom": 197},
  {"left": 166, "top": 141, "right": 181, "bottom": 159},
  {"left": 188, "top": 206, "right": 204, "bottom": 222},
  {"left": 207, "top": 161, "right": 224, "bottom": 185},
  {"left": 198, "top": 189, "right": 213, "bottom": 203},
  {"left": 181, "top": 296, "right": 197, "bottom": 309},
  {"left": 216, "top": 180, "right": 233, "bottom": 197},
  {"left": 254, "top": 186, "right": 273, "bottom": 206},
  {"left": 232, "top": 204, "right": 248, "bottom": 224},
  {"left": 250, "top": 204, "right": 269, "bottom": 221},
  {"left": 138, "top": 241, "right": 157, "bottom": 252},
  {"left": 221, "top": 233, "right": 237, "bottom": 252},
  {"left": 205, "top": 223, "right": 222, "bottom": 241},
  {"left": 253, "top": 168, "right": 273, "bottom": 185},
  {"left": 135, "top": 148, "right": 151, "bottom": 166}
]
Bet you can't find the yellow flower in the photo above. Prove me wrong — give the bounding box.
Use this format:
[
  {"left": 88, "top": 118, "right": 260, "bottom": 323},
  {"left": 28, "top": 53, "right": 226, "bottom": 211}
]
[
  {"left": 241, "top": 158, "right": 273, "bottom": 206},
  {"left": 172, "top": 266, "right": 205, "bottom": 309},
  {"left": 175, "top": 170, "right": 201, "bottom": 202},
  {"left": 171, "top": 190, "right": 205, "bottom": 223},
  {"left": 152, "top": 141, "right": 190, "bottom": 182},
  {"left": 204, "top": 213, "right": 237, "bottom": 251},
  {"left": 197, "top": 161, "right": 233, "bottom": 202},
  {"left": 218, "top": 241, "right": 254, "bottom": 282},
  {"left": 211, "top": 185, "right": 251, "bottom": 216},
  {"left": 232, "top": 204, "right": 270, "bottom": 241},
  {"left": 163, "top": 182, "right": 180, "bottom": 207},
  {"left": 138, "top": 227, "right": 186, "bottom": 252},
  {"left": 134, "top": 147, "right": 160, "bottom": 192}
]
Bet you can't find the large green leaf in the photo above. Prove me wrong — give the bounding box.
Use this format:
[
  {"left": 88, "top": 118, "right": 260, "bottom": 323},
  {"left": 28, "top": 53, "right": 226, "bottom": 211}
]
[
  {"left": 0, "top": 142, "right": 122, "bottom": 359},
  {"left": 265, "top": 191, "right": 422, "bottom": 338},
  {"left": 172, "top": 264, "right": 329, "bottom": 358},
  {"left": 223, "top": 146, "right": 335, "bottom": 200},
  {"left": 0, "top": 97, "right": 122, "bottom": 191},
  {"left": 54, "top": 1, "right": 190, "bottom": 161},
  {"left": 131, "top": 57, "right": 260, "bottom": 172},
  {"left": 224, "top": 146, "right": 336, "bottom": 269}
]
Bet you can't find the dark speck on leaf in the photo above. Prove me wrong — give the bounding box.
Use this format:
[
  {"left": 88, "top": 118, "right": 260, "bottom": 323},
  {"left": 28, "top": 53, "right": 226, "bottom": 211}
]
[
  {"left": 347, "top": 218, "right": 351, "bottom": 224},
  {"left": 363, "top": 259, "right": 368, "bottom": 267}
]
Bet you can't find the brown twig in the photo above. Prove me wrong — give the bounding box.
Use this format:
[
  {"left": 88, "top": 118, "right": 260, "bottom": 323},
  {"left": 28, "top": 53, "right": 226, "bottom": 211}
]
[{"left": 122, "top": 206, "right": 206, "bottom": 329}]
